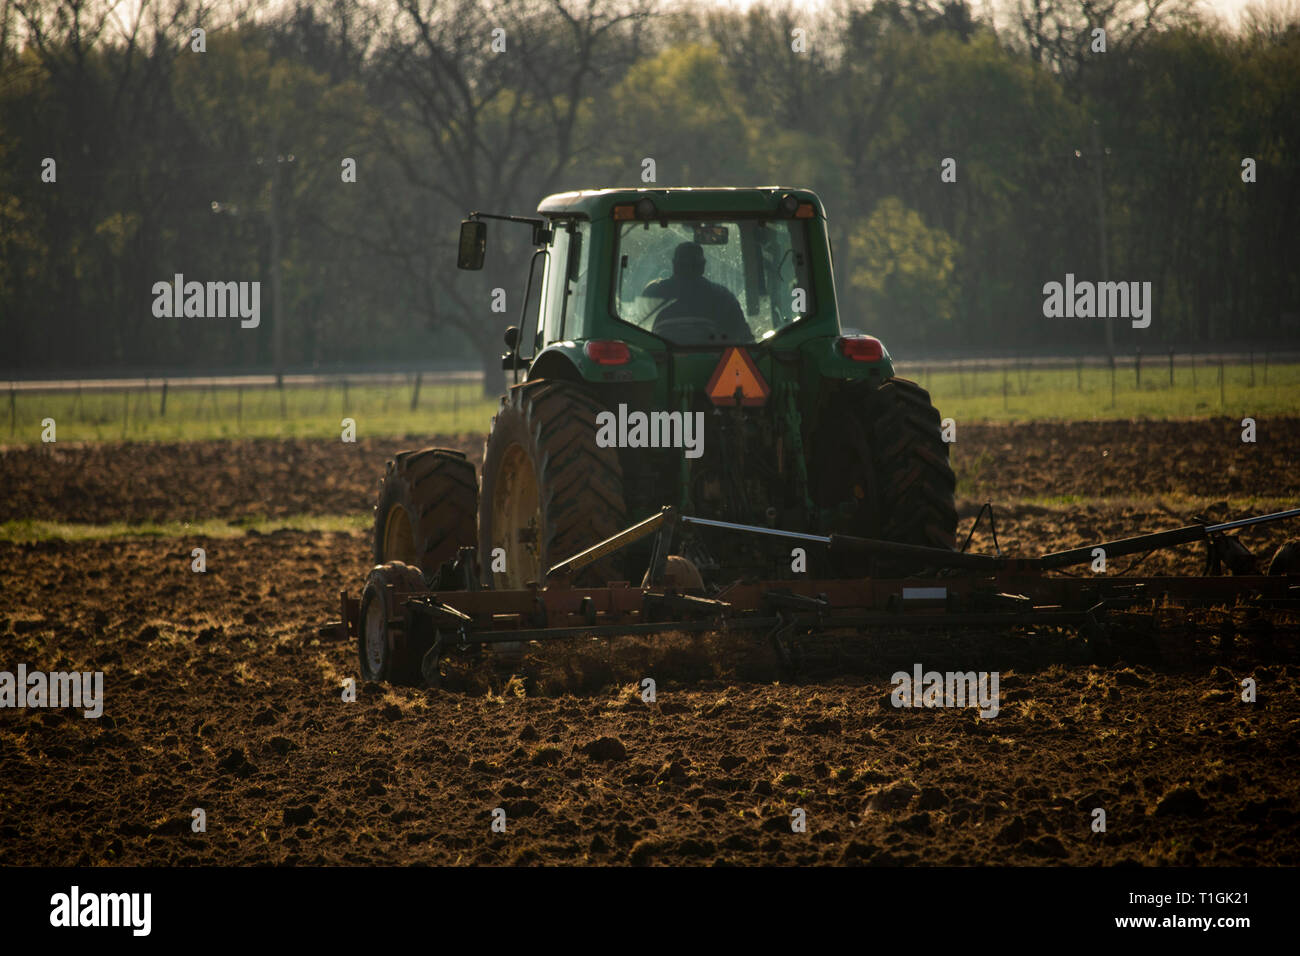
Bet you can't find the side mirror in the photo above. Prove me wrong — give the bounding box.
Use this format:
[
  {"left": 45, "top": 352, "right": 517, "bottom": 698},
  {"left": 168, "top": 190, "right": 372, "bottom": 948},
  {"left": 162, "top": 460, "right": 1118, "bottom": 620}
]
[
  {"left": 503, "top": 326, "right": 520, "bottom": 350},
  {"left": 457, "top": 219, "right": 486, "bottom": 270}
]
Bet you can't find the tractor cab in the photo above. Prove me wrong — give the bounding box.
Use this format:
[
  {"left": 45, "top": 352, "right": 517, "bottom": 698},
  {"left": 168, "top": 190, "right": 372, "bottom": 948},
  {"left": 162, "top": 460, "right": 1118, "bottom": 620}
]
[{"left": 458, "top": 187, "right": 882, "bottom": 387}]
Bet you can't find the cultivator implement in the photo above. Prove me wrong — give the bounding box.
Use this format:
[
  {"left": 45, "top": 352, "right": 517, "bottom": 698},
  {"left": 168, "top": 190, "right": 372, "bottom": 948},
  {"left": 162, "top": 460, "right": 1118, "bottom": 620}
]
[{"left": 322, "top": 507, "right": 1300, "bottom": 687}]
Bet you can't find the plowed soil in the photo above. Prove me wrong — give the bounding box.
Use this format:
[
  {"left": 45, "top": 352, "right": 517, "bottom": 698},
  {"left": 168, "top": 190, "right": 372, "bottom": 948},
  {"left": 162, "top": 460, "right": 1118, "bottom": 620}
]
[{"left": 2, "top": 418, "right": 1298, "bottom": 866}]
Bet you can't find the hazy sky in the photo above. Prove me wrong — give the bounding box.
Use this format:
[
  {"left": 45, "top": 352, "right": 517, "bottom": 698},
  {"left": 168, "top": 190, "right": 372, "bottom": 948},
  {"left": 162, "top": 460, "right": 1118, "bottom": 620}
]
[{"left": 688, "top": 0, "right": 1291, "bottom": 30}]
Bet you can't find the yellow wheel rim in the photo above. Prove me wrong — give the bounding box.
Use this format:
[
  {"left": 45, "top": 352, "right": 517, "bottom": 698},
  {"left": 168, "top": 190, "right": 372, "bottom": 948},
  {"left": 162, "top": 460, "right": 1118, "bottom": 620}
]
[
  {"left": 382, "top": 504, "right": 417, "bottom": 566},
  {"left": 493, "top": 444, "right": 542, "bottom": 587}
]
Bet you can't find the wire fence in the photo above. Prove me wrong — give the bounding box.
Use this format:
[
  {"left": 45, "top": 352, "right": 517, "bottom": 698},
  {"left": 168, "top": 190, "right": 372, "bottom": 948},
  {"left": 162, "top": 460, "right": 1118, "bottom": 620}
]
[
  {"left": 6, "top": 372, "right": 500, "bottom": 442},
  {"left": 7, "top": 350, "right": 1299, "bottom": 441}
]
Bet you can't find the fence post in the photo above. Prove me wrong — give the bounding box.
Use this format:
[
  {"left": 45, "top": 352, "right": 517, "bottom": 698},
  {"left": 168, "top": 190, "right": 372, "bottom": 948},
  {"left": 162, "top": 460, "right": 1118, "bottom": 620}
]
[{"left": 410, "top": 372, "right": 422, "bottom": 411}]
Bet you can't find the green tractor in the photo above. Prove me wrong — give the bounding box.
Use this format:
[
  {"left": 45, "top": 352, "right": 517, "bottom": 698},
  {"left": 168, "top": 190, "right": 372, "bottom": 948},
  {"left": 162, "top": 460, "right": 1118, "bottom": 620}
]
[{"left": 361, "top": 187, "right": 956, "bottom": 678}]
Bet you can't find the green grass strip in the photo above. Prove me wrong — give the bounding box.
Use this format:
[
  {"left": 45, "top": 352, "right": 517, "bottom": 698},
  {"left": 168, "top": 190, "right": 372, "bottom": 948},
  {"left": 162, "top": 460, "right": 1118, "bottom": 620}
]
[
  {"left": 0, "top": 513, "right": 369, "bottom": 543},
  {"left": 912, "top": 362, "right": 1300, "bottom": 423}
]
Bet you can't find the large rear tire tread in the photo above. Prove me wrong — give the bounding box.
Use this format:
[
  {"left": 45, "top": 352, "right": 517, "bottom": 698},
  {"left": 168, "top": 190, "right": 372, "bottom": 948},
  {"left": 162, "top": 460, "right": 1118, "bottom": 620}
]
[
  {"left": 479, "top": 380, "right": 627, "bottom": 587},
  {"left": 814, "top": 376, "right": 958, "bottom": 572},
  {"left": 868, "top": 378, "right": 959, "bottom": 551}
]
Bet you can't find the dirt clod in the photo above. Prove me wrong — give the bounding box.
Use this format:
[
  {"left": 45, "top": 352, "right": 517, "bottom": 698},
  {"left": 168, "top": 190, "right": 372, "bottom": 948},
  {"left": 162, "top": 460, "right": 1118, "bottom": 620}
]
[{"left": 581, "top": 736, "right": 628, "bottom": 762}]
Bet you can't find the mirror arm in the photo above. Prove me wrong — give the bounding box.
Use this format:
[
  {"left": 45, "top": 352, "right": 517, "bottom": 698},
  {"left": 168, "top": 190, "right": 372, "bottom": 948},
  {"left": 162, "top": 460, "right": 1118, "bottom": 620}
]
[{"left": 469, "top": 211, "right": 553, "bottom": 247}]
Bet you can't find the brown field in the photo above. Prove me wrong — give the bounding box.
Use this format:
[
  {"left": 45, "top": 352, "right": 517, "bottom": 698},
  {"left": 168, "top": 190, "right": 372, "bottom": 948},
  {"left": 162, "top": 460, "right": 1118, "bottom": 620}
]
[{"left": 1, "top": 419, "right": 1298, "bottom": 865}]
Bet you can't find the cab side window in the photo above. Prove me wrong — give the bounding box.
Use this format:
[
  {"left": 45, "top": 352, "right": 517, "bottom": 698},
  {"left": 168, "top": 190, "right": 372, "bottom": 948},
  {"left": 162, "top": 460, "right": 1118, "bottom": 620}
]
[
  {"left": 565, "top": 222, "right": 590, "bottom": 338},
  {"left": 537, "top": 225, "right": 570, "bottom": 350},
  {"left": 536, "top": 221, "right": 592, "bottom": 348}
]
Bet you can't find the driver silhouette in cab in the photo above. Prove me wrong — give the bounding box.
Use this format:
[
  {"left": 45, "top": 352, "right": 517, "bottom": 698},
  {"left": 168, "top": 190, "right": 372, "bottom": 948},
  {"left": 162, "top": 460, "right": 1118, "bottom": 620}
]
[{"left": 642, "top": 241, "right": 751, "bottom": 342}]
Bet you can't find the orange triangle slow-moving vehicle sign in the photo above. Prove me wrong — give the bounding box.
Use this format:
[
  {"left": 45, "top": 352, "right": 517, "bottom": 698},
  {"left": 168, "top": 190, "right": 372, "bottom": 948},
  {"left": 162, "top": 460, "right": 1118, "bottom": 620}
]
[{"left": 705, "top": 348, "right": 770, "bottom": 407}]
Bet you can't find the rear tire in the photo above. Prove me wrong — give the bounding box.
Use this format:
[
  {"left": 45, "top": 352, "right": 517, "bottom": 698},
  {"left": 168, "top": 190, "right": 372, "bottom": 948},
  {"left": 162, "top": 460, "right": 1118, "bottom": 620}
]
[
  {"left": 813, "top": 376, "right": 957, "bottom": 573},
  {"left": 373, "top": 448, "right": 477, "bottom": 577},
  {"left": 479, "top": 380, "right": 626, "bottom": 588}
]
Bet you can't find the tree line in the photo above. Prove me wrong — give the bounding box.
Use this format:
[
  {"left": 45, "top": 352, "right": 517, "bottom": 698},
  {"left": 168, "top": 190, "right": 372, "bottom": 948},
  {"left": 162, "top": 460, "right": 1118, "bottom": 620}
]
[{"left": 1, "top": 0, "right": 1297, "bottom": 393}]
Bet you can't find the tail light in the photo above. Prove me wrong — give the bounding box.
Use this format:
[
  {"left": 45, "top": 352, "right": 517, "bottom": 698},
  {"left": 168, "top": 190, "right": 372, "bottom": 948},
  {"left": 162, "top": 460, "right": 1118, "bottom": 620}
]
[
  {"left": 584, "top": 340, "right": 632, "bottom": 365},
  {"left": 837, "top": 335, "right": 883, "bottom": 362}
]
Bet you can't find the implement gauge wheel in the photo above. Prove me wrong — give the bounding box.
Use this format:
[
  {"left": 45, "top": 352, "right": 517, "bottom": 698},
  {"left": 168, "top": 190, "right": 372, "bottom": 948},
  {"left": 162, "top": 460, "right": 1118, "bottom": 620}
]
[{"left": 358, "top": 561, "right": 429, "bottom": 685}]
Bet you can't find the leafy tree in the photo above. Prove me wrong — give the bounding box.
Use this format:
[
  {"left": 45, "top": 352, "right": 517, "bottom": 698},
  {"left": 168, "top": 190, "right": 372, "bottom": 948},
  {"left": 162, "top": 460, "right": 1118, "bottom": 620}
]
[{"left": 848, "top": 196, "right": 959, "bottom": 343}]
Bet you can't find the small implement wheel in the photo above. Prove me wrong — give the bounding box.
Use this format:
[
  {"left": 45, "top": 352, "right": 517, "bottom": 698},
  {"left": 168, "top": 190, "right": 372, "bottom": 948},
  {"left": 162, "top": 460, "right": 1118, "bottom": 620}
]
[{"left": 357, "top": 561, "right": 428, "bottom": 685}]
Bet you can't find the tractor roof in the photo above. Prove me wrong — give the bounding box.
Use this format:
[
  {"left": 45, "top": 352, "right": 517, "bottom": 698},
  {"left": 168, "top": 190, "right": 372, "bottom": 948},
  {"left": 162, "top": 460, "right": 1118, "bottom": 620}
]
[{"left": 537, "top": 186, "right": 826, "bottom": 220}]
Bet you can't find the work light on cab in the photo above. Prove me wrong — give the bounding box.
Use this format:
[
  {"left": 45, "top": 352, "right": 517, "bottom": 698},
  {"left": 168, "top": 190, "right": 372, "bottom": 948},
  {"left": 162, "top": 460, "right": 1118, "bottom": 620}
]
[
  {"left": 837, "top": 335, "right": 883, "bottom": 362},
  {"left": 584, "top": 340, "right": 632, "bottom": 365},
  {"left": 613, "top": 199, "right": 658, "bottom": 221},
  {"left": 778, "top": 193, "right": 815, "bottom": 218}
]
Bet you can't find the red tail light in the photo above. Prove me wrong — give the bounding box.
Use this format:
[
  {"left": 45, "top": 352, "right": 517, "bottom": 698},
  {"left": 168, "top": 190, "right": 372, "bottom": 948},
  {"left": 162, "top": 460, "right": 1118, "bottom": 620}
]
[
  {"left": 584, "top": 340, "right": 632, "bottom": 365},
  {"left": 837, "top": 335, "right": 883, "bottom": 362}
]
